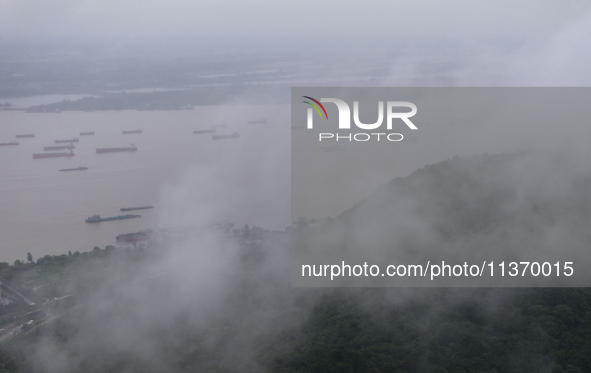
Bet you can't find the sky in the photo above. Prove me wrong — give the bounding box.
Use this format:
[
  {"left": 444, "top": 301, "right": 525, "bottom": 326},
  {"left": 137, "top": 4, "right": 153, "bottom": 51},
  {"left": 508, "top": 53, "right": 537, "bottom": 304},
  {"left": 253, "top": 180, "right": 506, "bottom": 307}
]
[{"left": 1, "top": 0, "right": 591, "bottom": 46}]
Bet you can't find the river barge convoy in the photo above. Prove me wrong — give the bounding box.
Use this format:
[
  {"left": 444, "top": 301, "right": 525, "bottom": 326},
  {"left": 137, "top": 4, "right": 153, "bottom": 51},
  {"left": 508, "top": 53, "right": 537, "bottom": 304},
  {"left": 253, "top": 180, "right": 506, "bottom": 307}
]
[
  {"left": 120, "top": 206, "right": 154, "bottom": 211},
  {"left": 55, "top": 138, "right": 79, "bottom": 143},
  {"left": 96, "top": 144, "right": 137, "bottom": 153},
  {"left": 85, "top": 214, "right": 141, "bottom": 223}
]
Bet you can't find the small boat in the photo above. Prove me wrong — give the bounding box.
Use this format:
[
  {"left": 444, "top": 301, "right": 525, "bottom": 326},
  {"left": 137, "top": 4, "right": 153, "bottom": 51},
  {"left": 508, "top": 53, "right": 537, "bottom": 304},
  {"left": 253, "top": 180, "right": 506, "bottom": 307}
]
[
  {"left": 247, "top": 119, "right": 267, "bottom": 124},
  {"left": 16, "top": 134, "right": 34, "bottom": 138},
  {"left": 123, "top": 130, "right": 142, "bottom": 134},
  {"left": 212, "top": 132, "right": 240, "bottom": 140},
  {"left": 33, "top": 151, "right": 74, "bottom": 159},
  {"left": 80, "top": 131, "right": 95, "bottom": 136},
  {"left": 59, "top": 167, "right": 88, "bottom": 172},
  {"left": 44, "top": 144, "right": 75, "bottom": 151},
  {"left": 0, "top": 141, "right": 18, "bottom": 146},
  {"left": 55, "top": 138, "right": 79, "bottom": 143},
  {"left": 120, "top": 206, "right": 154, "bottom": 211},
  {"left": 193, "top": 129, "right": 216, "bottom": 134},
  {"left": 85, "top": 214, "right": 141, "bottom": 223}
]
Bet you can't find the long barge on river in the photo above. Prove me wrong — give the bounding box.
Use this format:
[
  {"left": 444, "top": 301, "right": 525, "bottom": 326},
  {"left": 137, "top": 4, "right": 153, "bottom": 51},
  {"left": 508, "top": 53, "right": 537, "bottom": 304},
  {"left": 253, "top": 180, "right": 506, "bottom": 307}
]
[
  {"left": 120, "top": 206, "right": 153, "bottom": 211},
  {"left": 44, "top": 144, "right": 75, "bottom": 151},
  {"left": 96, "top": 144, "right": 137, "bottom": 153},
  {"left": 55, "top": 138, "right": 79, "bottom": 143},
  {"left": 0, "top": 141, "right": 18, "bottom": 146},
  {"left": 33, "top": 151, "right": 74, "bottom": 159},
  {"left": 16, "top": 134, "right": 34, "bottom": 138},
  {"left": 85, "top": 214, "right": 141, "bottom": 223}
]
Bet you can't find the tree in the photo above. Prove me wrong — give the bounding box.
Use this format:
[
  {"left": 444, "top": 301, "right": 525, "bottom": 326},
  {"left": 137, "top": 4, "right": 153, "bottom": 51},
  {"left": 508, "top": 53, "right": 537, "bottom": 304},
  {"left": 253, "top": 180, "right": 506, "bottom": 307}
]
[{"left": 27, "top": 252, "right": 33, "bottom": 262}]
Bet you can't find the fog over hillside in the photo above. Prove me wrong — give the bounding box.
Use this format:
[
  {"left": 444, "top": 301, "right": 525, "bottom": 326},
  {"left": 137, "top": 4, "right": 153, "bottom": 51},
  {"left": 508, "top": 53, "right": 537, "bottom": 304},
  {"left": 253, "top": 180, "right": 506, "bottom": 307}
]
[{"left": 296, "top": 151, "right": 591, "bottom": 286}]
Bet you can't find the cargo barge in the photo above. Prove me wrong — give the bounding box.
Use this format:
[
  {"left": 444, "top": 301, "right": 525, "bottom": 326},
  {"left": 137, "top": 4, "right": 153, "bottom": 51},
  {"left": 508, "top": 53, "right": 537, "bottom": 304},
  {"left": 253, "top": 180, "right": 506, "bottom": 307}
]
[
  {"left": 85, "top": 214, "right": 141, "bottom": 223},
  {"left": 44, "top": 144, "right": 74, "bottom": 151},
  {"left": 0, "top": 141, "right": 18, "bottom": 146},
  {"left": 55, "top": 138, "right": 79, "bottom": 143},
  {"left": 123, "top": 130, "right": 142, "bottom": 134},
  {"left": 33, "top": 151, "right": 74, "bottom": 159},
  {"left": 120, "top": 206, "right": 154, "bottom": 211},
  {"left": 96, "top": 144, "right": 137, "bottom": 153},
  {"left": 80, "top": 131, "right": 95, "bottom": 135},
  {"left": 16, "top": 134, "right": 34, "bottom": 138}
]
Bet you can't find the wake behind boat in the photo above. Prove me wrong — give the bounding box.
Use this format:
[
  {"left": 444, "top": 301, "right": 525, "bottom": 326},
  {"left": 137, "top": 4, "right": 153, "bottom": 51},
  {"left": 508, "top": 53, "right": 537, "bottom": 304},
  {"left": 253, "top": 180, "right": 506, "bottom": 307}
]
[{"left": 85, "top": 214, "right": 141, "bottom": 223}]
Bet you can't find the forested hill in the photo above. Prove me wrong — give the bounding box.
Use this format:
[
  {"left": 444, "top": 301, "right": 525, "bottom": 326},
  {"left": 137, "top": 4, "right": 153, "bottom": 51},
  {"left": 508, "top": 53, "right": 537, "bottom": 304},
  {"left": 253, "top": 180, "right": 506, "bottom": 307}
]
[
  {"left": 339, "top": 151, "right": 591, "bottom": 237},
  {"left": 308, "top": 152, "right": 591, "bottom": 276}
]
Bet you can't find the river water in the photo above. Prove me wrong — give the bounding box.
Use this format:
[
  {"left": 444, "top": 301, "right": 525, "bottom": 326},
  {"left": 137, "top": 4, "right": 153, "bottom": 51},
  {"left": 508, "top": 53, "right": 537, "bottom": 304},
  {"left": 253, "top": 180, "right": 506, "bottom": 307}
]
[
  {"left": 4, "top": 96, "right": 589, "bottom": 265},
  {"left": 0, "top": 106, "right": 291, "bottom": 263}
]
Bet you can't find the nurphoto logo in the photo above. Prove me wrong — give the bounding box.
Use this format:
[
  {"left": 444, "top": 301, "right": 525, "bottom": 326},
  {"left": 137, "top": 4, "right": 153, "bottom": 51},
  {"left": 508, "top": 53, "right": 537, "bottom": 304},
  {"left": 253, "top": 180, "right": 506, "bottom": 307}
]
[{"left": 302, "top": 96, "right": 418, "bottom": 142}]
